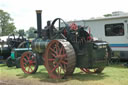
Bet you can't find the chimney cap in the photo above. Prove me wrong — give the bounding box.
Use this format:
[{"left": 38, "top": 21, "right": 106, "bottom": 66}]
[{"left": 36, "top": 10, "right": 42, "bottom": 13}]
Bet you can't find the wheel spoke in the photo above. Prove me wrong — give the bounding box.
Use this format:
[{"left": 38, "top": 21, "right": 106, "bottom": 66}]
[
  {"left": 28, "top": 66, "right": 30, "bottom": 72},
  {"left": 26, "top": 55, "right": 30, "bottom": 60},
  {"left": 59, "top": 66, "right": 62, "bottom": 75},
  {"left": 59, "top": 46, "right": 63, "bottom": 55},
  {"left": 50, "top": 64, "right": 59, "bottom": 73},
  {"left": 23, "top": 62, "right": 27, "bottom": 65},
  {"left": 48, "top": 58, "right": 55, "bottom": 62},
  {"left": 60, "top": 63, "right": 66, "bottom": 73},
  {"left": 24, "top": 64, "right": 28, "bottom": 69},
  {"left": 53, "top": 61, "right": 57, "bottom": 65},
  {"left": 85, "top": 69, "right": 91, "bottom": 72},
  {"left": 50, "top": 47, "right": 57, "bottom": 54},
  {"left": 80, "top": 68, "right": 93, "bottom": 73},
  {"left": 55, "top": 42, "right": 59, "bottom": 55},
  {"left": 23, "top": 58, "right": 27, "bottom": 62},
  {"left": 29, "top": 65, "right": 33, "bottom": 72},
  {"left": 51, "top": 53, "right": 57, "bottom": 58},
  {"left": 57, "top": 65, "right": 62, "bottom": 77},
  {"left": 61, "top": 54, "right": 67, "bottom": 58},
  {"left": 57, "top": 66, "right": 60, "bottom": 76},
  {"left": 60, "top": 63, "right": 65, "bottom": 73},
  {"left": 29, "top": 60, "right": 36, "bottom": 64},
  {"left": 31, "top": 63, "right": 35, "bottom": 67},
  {"left": 61, "top": 60, "right": 68, "bottom": 65}
]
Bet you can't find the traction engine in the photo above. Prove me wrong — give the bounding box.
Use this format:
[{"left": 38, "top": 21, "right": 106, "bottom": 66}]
[{"left": 20, "top": 10, "right": 111, "bottom": 79}]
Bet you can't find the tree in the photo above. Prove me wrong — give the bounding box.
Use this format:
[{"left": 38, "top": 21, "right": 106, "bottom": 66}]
[
  {"left": 0, "top": 9, "right": 16, "bottom": 36},
  {"left": 18, "top": 29, "right": 25, "bottom": 36},
  {"left": 26, "top": 27, "right": 37, "bottom": 38},
  {"left": 104, "top": 14, "right": 112, "bottom": 17}
]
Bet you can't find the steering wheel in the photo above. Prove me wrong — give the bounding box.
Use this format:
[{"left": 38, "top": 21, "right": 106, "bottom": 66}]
[{"left": 50, "top": 18, "right": 70, "bottom": 39}]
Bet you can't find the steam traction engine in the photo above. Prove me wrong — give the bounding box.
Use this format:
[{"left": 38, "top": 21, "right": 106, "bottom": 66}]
[
  {"left": 0, "top": 33, "right": 28, "bottom": 60},
  {"left": 20, "top": 10, "right": 111, "bottom": 79}
]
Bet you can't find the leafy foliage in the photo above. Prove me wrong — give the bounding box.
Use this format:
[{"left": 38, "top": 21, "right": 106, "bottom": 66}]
[
  {"left": 0, "top": 9, "right": 16, "bottom": 36},
  {"left": 26, "top": 27, "right": 37, "bottom": 38},
  {"left": 18, "top": 29, "right": 25, "bottom": 36},
  {"left": 104, "top": 14, "right": 112, "bottom": 17}
]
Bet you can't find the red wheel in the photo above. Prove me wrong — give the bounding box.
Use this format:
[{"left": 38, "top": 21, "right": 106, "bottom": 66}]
[
  {"left": 44, "top": 39, "right": 76, "bottom": 79},
  {"left": 20, "top": 51, "right": 38, "bottom": 74},
  {"left": 80, "top": 67, "right": 104, "bottom": 73}
]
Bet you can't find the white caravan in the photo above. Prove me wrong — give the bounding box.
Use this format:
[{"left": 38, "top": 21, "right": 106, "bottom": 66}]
[{"left": 68, "top": 15, "right": 128, "bottom": 59}]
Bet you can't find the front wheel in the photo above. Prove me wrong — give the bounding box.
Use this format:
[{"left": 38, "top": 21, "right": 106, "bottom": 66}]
[
  {"left": 6, "top": 56, "right": 15, "bottom": 67},
  {"left": 20, "top": 51, "right": 38, "bottom": 74}
]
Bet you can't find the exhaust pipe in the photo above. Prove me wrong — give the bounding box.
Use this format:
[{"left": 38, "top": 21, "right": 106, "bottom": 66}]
[{"left": 36, "top": 10, "right": 42, "bottom": 38}]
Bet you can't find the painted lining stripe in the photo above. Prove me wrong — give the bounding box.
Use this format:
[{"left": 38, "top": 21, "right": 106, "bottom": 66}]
[{"left": 109, "top": 44, "right": 128, "bottom": 47}]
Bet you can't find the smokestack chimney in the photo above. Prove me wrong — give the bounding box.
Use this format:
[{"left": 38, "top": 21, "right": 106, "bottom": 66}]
[{"left": 36, "top": 10, "right": 42, "bottom": 38}]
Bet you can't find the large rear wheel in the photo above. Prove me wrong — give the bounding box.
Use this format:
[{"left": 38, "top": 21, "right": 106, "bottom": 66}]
[{"left": 44, "top": 39, "right": 76, "bottom": 79}]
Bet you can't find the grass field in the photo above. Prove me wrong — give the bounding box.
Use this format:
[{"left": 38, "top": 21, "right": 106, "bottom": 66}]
[{"left": 0, "top": 63, "right": 128, "bottom": 85}]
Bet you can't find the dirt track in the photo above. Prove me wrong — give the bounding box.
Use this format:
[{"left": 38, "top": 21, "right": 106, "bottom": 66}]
[
  {"left": 0, "top": 78, "right": 65, "bottom": 85},
  {"left": 0, "top": 73, "right": 67, "bottom": 85},
  {"left": 0, "top": 76, "right": 69, "bottom": 85},
  {"left": 0, "top": 64, "right": 67, "bottom": 85}
]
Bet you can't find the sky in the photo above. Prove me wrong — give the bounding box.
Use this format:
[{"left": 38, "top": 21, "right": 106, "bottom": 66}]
[{"left": 0, "top": 0, "right": 128, "bottom": 31}]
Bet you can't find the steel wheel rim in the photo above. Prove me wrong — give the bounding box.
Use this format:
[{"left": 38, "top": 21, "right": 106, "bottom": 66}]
[
  {"left": 21, "top": 52, "right": 37, "bottom": 74},
  {"left": 80, "top": 67, "right": 104, "bottom": 73},
  {"left": 80, "top": 68, "right": 92, "bottom": 73},
  {"left": 45, "top": 40, "right": 68, "bottom": 79}
]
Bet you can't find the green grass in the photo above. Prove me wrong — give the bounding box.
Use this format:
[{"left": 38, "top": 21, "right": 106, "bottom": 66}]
[{"left": 0, "top": 63, "right": 128, "bottom": 85}]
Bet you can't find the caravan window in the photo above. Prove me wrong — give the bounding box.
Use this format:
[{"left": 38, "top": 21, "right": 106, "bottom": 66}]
[{"left": 105, "top": 23, "right": 124, "bottom": 36}]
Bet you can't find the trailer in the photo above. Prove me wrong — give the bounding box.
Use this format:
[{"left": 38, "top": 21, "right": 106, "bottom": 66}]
[{"left": 68, "top": 15, "right": 128, "bottom": 60}]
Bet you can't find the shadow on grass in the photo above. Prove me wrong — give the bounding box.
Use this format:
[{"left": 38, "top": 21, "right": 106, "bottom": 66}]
[
  {"left": 0, "top": 64, "right": 7, "bottom": 67},
  {"left": 72, "top": 72, "right": 109, "bottom": 81},
  {"left": 3, "top": 66, "right": 20, "bottom": 70},
  {"left": 16, "top": 68, "right": 109, "bottom": 83},
  {"left": 1, "top": 64, "right": 110, "bottom": 83},
  {"left": 16, "top": 71, "right": 67, "bottom": 83},
  {"left": 108, "top": 63, "right": 126, "bottom": 68}
]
